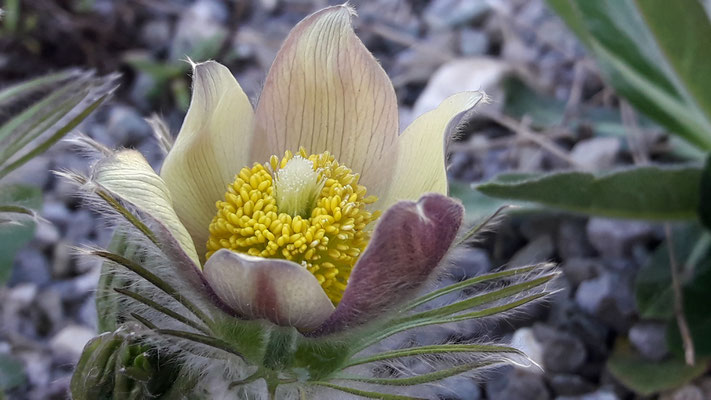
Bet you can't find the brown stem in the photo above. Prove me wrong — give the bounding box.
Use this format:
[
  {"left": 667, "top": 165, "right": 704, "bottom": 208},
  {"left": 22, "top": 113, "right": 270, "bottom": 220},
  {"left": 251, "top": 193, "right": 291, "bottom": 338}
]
[{"left": 665, "top": 224, "right": 695, "bottom": 365}]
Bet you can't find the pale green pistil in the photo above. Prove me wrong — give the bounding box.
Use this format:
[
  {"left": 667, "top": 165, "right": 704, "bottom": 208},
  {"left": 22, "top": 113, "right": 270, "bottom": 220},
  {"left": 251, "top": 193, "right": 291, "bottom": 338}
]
[{"left": 273, "top": 155, "right": 324, "bottom": 218}]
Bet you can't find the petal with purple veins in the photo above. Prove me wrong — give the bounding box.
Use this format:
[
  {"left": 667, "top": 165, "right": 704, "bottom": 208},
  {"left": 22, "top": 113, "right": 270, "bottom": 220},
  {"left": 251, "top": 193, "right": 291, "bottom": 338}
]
[{"left": 251, "top": 5, "right": 399, "bottom": 199}]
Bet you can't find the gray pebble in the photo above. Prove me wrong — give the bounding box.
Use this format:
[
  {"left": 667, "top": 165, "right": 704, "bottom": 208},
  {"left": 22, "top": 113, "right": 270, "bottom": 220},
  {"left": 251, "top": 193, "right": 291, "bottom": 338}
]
[
  {"left": 459, "top": 28, "right": 490, "bottom": 56},
  {"left": 533, "top": 324, "right": 587, "bottom": 373},
  {"left": 562, "top": 258, "right": 602, "bottom": 288},
  {"left": 569, "top": 138, "right": 620, "bottom": 171},
  {"left": 628, "top": 321, "right": 668, "bottom": 361},
  {"left": 509, "top": 235, "right": 555, "bottom": 268},
  {"left": 449, "top": 247, "right": 492, "bottom": 279},
  {"left": 575, "top": 273, "right": 635, "bottom": 331},
  {"left": 557, "top": 389, "right": 619, "bottom": 400},
  {"left": 549, "top": 374, "right": 596, "bottom": 396},
  {"left": 9, "top": 248, "right": 51, "bottom": 286},
  {"left": 486, "top": 367, "right": 550, "bottom": 400},
  {"left": 424, "top": 0, "right": 491, "bottom": 30},
  {"left": 586, "top": 218, "right": 655, "bottom": 259}
]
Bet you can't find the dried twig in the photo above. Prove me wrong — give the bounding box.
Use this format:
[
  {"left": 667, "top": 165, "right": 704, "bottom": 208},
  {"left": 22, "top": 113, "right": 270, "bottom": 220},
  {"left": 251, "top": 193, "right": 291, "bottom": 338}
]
[
  {"left": 621, "top": 101, "right": 650, "bottom": 165},
  {"left": 359, "top": 22, "right": 455, "bottom": 63},
  {"left": 480, "top": 109, "right": 585, "bottom": 169},
  {"left": 665, "top": 223, "right": 695, "bottom": 366}
]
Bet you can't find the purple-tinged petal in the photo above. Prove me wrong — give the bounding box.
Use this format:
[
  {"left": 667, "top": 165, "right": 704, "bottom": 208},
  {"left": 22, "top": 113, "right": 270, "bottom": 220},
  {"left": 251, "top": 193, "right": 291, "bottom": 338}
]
[
  {"left": 314, "top": 193, "right": 464, "bottom": 335},
  {"left": 202, "top": 249, "right": 335, "bottom": 332}
]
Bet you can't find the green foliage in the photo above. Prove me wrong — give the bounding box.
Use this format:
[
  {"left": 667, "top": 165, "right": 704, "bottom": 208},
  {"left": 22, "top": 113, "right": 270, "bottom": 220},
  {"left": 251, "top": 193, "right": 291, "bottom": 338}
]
[
  {"left": 547, "top": 0, "right": 711, "bottom": 150},
  {"left": 0, "top": 69, "right": 117, "bottom": 179},
  {"left": 0, "top": 185, "right": 41, "bottom": 284},
  {"left": 667, "top": 240, "right": 711, "bottom": 358},
  {"left": 123, "top": 32, "right": 227, "bottom": 111},
  {"left": 0, "top": 353, "right": 26, "bottom": 394},
  {"left": 70, "top": 324, "right": 182, "bottom": 400},
  {"left": 607, "top": 340, "right": 708, "bottom": 396},
  {"left": 477, "top": 166, "right": 701, "bottom": 220},
  {"left": 636, "top": 225, "right": 710, "bottom": 320},
  {"left": 449, "top": 181, "right": 533, "bottom": 222},
  {"left": 699, "top": 155, "right": 711, "bottom": 231}
]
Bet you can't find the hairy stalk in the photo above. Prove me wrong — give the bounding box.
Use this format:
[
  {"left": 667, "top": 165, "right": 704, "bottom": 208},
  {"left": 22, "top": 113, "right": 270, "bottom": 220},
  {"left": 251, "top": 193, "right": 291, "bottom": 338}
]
[
  {"left": 154, "top": 329, "right": 245, "bottom": 359},
  {"left": 308, "top": 382, "right": 423, "bottom": 400},
  {"left": 403, "top": 263, "right": 552, "bottom": 311},
  {"left": 92, "top": 250, "right": 212, "bottom": 326},
  {"left": 62, "top": 172, "right": 159, "bottom": 245},
  {"left": 114, "top": 288, "right": 211, "bottom": 335},
  {"left": 343, "top": 344, "right": 523, "bottom": 368},
  {"left": 131, "top": 313, "right": 158, "bottom": 330},
  {"left": 357, "top": 292, "right": 548, "bottom": 351},
  {"left": 336, "top": 361, "right": 499, "bottom": 386},
  {"left": 398, "top": 273, "right": 557, "bottom": 323},
  {"left": 455, "top": 205, "right": 511, "bottom": 247}
]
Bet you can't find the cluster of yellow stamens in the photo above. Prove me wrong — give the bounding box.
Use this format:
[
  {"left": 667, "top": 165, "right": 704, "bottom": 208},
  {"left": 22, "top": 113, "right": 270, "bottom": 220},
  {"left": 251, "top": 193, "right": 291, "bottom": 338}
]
[{"left": 206, "top": 148, "right": 380, "bottom": 303}]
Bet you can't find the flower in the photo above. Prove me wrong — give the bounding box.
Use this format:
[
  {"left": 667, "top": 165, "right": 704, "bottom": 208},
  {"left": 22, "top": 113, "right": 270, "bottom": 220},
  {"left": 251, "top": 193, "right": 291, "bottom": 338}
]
[
  {"left": 92, "top": 5, "right": 484, "bottom": 333},
  {"left": 69, "top": 5, "right": 557, "bottom": 399}
]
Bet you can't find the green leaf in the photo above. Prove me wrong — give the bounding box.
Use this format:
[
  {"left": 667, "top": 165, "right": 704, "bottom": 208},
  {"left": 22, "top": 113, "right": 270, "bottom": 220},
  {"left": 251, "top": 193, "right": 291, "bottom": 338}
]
[
  {"left": 0, "top": 353, "right": 25, "bottom": 391},
  {"left": 667, "top": 239, "right": 711, "bottom": 358},
  {"left": 699, "top": 154, "right": 711, "bottom": 230},
  {"left": 0, "top": 185, "right": 41, "bottom": 284},
  {"left": 309, "top": 382, "right": 424, "bottom": 400},
  {"left": 607, "top": 340, "right": 708, "bottom": 396},
  {"left": 477, "top": 165, "right": 701, "bottom": 220},
  {"left": 546, "top": 0, "right": 711, "bottom": 150},
  {"left": 635, "top": 225, "right": 710, "bottom": 319},
  {"left": 335, "top": 361, "right": 498, "bottom": 386},
  {"left": 0, "top": 69, "right": 118, "bottom": 179},
  {"left": 449, "top": 181, "right": 533, "bottom": 222},
  {"left": 344, "top": 344, "right": 522, "bottom": 368},
  {"left": 71, "top": 324, "right": 181, "bottom": 400},
  {"left": 405, "top": 264, "right": 550, "bottom": 311}
]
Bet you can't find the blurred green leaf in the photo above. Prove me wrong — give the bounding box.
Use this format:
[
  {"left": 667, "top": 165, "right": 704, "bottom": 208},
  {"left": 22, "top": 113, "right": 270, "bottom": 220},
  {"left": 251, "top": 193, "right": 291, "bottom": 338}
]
[
  {"left": 607, "top": 339, "right": 708, "bottom": 396},
  {"left": 0, "top": 185, "right": 41, "bottom": 284},
  {"left": 699, "top": 154, "right": 711, "bottom": 230},
  {"left": 449, "top": 181, "right": 533, "bottom": 222},
  {"left": 476, "top": 165, "right": 701, "bottom": 220},
  {"left": 0, "top": 353, "right": 25, "bottom": 392},
  {"left": 547, "top": 0, "right": 711, "bottom": 151},
  {"left": 667, "top": 238, "right": 711, "bottom": 358},
  {"left": 0, "top": 69, "right": 118, "bottom": 179},
  {"left": 635, "top": 225, "right": 710, "bottom": 319}
]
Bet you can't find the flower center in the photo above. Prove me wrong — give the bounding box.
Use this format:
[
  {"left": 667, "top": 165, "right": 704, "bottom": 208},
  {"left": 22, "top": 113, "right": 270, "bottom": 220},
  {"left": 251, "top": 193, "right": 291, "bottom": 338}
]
[{"left": 206, "top": 148, "right": 380, "bottom": 304}]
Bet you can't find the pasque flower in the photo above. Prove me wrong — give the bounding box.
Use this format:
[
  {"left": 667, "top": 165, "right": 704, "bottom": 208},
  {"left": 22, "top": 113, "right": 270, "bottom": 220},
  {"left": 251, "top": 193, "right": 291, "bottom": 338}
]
[{"left": 69, "top": 5, "right": 556, "bottom": 399}]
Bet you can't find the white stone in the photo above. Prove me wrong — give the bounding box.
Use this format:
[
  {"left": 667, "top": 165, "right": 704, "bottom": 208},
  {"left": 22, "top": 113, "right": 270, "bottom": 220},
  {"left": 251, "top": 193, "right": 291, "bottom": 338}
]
[
  {"left": 50, "top": 324, "right": 96, "bottom": 360},
  {"left": 510, "top": 327, "right": 545, "bottom": 373}
]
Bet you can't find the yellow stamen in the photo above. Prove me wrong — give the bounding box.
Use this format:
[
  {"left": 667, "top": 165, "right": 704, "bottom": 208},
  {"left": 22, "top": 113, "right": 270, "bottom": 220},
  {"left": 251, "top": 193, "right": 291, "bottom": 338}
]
[{"left": 206, "top": 148, "right": 380, "bottom": 304}]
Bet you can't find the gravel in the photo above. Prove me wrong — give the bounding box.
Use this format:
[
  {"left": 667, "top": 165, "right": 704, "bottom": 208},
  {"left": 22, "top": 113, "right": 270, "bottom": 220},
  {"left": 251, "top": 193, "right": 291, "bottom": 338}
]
[{"left": 2, "top": 0, "right": 707, "bottom": 399}]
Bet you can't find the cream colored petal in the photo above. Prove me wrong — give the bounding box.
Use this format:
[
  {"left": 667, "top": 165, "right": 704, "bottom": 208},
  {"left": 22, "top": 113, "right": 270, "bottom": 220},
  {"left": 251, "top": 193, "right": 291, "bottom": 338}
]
[
  {"left": 252, "top": 5, "right": 399, "bottom": 198},
  {"left": 203, "top": 249, "right": 335, "bottom": 332},
  {"left": 378, "top": 91, "right": 486, "bottom": 211},
  {"left": 93, "top": 150, "right": 200, "bottom": 265},
  {"left": 160, "top": 61, "right": 254, "bottom": 259}
]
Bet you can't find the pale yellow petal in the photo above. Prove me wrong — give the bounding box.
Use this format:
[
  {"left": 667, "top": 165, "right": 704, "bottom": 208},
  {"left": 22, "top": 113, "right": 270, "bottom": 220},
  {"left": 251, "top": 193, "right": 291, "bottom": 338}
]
[
  {"left": 252, "top": 5, "right": 399, "bottom": 198},
  {"left": 93, "top": 150, "right": 200, "bottom": 265},
  {"left": 203, "top": 249, "right": 335, "bottom": 332},
  {"left": 378, "top": 91, "right": 486, "bottom": 211},
  {"left": 160, "top": 61, "right": 254, "bottom": 258}
]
